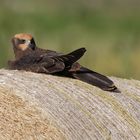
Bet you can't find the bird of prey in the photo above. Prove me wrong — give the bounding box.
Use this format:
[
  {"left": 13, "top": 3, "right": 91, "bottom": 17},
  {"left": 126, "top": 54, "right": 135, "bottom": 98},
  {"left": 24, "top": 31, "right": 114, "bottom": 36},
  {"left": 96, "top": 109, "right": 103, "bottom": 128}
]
[{"left": 8, "top": 33, "right": 119, "bottom": 92}]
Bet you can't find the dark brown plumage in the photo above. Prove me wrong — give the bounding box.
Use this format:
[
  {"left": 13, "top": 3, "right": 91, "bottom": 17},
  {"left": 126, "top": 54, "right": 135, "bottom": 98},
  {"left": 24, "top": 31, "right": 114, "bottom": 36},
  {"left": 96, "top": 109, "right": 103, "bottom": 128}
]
[{"left": 8, "top": 33, "right": 120, "bottom": 92}]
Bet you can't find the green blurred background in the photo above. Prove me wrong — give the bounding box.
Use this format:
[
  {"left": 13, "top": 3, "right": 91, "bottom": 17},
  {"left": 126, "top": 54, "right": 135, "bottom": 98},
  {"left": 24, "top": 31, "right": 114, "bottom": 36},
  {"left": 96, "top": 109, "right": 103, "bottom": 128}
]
[{"left": 0, "top": 0, "right": 140, "bottom": 79}]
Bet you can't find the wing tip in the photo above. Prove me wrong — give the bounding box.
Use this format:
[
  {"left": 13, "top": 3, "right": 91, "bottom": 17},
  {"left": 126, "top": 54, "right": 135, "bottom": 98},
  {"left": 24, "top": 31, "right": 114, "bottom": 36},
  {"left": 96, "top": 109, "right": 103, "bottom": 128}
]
[
  {"left": 80, "top": 47, "right": 86, "bottom": 53},
  {"left": 81, "top": 47, "right": 86, "bottom": 50}
]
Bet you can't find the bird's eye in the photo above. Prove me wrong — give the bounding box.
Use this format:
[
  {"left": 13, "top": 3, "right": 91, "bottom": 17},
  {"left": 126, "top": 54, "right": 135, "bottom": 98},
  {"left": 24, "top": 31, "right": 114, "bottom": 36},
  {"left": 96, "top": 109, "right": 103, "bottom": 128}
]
[{"left": 20, "top": 39, "right": 26, "bottom": 44}]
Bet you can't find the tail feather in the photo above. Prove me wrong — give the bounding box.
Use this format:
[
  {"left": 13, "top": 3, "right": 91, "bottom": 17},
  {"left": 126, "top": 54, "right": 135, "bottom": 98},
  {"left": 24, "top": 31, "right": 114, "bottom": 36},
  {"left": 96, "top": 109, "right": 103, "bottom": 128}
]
[{"left": 72, "top": 67, "right": 120, "bottom": 92}]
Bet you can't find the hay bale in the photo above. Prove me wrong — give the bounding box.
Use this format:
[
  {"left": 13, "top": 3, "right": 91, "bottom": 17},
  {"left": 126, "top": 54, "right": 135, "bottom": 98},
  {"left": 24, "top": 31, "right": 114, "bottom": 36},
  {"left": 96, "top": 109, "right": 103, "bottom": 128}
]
[{"left": 0, "top": 69, "right": 140, "bottom": 140}]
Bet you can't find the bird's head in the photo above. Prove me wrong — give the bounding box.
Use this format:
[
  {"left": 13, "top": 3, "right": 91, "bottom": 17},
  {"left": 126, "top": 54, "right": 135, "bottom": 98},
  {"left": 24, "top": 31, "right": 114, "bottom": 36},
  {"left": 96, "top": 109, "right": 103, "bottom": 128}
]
[
  {"left": 11, "top": 33, "right": 37, "bottom": 59},
  {"left": 12, "top": 33, "right": 36, "bottom": 51}
]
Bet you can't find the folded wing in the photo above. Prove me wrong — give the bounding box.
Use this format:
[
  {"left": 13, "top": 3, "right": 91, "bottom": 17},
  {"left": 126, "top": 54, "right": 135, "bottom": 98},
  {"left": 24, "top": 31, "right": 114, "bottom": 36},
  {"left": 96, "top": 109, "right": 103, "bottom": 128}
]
[{"left": 9, "top": 48, "right": 86, "bottom": 74}]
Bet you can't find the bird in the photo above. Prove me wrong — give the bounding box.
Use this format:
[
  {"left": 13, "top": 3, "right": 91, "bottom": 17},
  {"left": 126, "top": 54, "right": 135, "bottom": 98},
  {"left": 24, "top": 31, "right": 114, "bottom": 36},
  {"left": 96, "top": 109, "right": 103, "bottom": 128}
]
[{"left": 8, "top": 33, "right": 120, "bottom": 92}]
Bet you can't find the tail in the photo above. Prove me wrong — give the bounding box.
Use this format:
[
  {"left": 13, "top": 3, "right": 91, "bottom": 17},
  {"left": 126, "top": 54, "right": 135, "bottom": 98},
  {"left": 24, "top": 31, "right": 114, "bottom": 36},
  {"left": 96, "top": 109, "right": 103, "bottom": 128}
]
[
  {"left": 72, "top": 67, "right": 120, "bottom": 92},
  {"left": 56, "top": 48, "right": 86, "bottom": 67}
]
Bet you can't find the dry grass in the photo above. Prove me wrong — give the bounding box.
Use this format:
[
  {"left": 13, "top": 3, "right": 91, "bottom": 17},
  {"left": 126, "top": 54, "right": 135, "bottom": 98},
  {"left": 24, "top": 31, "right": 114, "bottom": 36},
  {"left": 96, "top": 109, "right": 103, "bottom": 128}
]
[{"left": 0, "top": 69, "right": 140, "bottom": 139}]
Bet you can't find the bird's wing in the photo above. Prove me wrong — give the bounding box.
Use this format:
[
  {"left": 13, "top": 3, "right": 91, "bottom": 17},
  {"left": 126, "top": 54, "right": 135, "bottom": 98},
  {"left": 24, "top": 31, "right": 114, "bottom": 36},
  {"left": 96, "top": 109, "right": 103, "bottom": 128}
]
[
  {"left": 37, "top": 47, "right": 86, "bottom": 73},
  {"left": 53, "top": 47, "right": 86, "bottom": 68},
  {"left": 8, "top": 53, "right": 65, "bottom": 73},
  {"left": 9, "top": 48, "right": 86, "bottom": 74}
]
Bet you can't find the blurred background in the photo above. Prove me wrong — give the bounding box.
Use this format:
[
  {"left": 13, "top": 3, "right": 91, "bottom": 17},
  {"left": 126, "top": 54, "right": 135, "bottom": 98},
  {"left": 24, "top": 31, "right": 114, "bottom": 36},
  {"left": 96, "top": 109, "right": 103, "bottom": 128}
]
[{"left": 0, "top": 0, "right": 140, "bottom": 79}]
